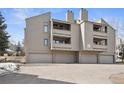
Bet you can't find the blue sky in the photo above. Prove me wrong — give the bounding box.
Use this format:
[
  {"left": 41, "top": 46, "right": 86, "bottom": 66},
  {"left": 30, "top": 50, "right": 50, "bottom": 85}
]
[{"left": 0, "top": 8, "right": 124, "bottom": 44}]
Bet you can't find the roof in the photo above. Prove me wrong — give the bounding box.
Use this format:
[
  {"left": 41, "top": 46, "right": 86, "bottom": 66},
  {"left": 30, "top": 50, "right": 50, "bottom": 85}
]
[
  {"left": 79, "top": 18, "right": 116, "bottom": 31},
  {"left": 99, "top": 18, "right": 116, "bottom": 31},
  {"left": 51, "top": 18, "right": 77, "bottom": 24},
  {"left": 25, "top": 12, "right": 51, "bottom": 20}
]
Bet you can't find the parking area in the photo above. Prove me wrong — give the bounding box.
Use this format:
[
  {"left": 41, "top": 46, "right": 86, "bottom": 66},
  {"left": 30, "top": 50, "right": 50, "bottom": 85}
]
[{"left": 0, "top": 64, "right": 124, "bottom": 84}]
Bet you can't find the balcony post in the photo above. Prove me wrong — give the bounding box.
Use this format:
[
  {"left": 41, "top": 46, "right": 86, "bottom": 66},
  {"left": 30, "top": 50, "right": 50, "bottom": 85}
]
[{"left": 50, "top": 20, "right": 53, "bottom": 50}]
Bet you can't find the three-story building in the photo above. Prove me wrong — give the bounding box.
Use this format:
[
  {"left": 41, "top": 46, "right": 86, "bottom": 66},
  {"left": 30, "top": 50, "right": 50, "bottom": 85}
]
[{"left": 24, "top": 9, "right": 116, "bottom": 64}]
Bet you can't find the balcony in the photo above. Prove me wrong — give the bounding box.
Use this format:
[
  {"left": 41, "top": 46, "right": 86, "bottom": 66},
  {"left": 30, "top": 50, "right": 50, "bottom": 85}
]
[
  {"left": 53, "top": 22, "right": 71, "bottom": 31},
  {"left": 93, "top": 24, "right": 107, "bottom": 37},
  {"left": 51, "top": 36, "right": 72, "bottom": 50},
  {"left": 93, "top": 37, "right": 107, "bottom": 50},
  {"left": 52, "top": 21, "right": 71, "bottom": 36}
]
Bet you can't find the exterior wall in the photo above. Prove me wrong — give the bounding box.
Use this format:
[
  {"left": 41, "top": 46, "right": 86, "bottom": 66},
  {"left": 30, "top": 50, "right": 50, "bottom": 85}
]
[
  {"left": 79, "top": 21, "right": 115, "bottom": 64},
  {"left": 99, "top": 21, "right": 116, "bottom": 64},
  {"left": 25, "top": 12, "right": 51, "bottom": 62},
  {"left": 80, "top": 21, "right": 110, "bottom": 51},
  {"left": 71, "top": 23, "right": 80, "bottom": 51},
  {"left": 80, "top": 22, "right": 93, "bottom": 51},
  {"left": 100, "top": 25, "right": 116, "bottom": 55}
]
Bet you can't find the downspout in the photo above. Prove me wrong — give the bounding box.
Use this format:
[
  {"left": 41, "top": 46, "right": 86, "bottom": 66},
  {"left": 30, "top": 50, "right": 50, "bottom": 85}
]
[
  {"left": 50, "top": 19, "right": 53, "bottom": 64},
  {"left": 97, "top": 54, "right": 99, "bottom": 64}
]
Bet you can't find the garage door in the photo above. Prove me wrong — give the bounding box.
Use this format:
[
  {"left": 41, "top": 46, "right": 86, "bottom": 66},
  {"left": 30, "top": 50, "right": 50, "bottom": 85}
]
[
  {"left": 28, "top": 53, "right": 52, "bottom": 63},
  {"left": 53, "top": 52, "right": 75, "bottom": 63},
  {"left": 99, "top": 55, "right": 113, "bottom": 64},
  {"left": 79, "top": 54, "right": 97, "bottom": 64}
]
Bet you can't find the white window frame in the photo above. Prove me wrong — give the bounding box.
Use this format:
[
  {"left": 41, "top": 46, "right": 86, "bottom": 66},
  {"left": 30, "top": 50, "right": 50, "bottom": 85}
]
[
  {"left": 44, "top": 39, "right": 48, "bottom": 46},
  {"left": 44, "top": 25, "right": 48, "bottom": 32}
]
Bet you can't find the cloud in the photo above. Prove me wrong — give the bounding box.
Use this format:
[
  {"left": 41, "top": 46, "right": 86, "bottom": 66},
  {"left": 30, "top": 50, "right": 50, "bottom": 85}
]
[
  {"left": 6, "top": 8, "right": 35, "bottom": 25},
  {"left": 13, "top": 8, "right": 32, "bottom": 19}
]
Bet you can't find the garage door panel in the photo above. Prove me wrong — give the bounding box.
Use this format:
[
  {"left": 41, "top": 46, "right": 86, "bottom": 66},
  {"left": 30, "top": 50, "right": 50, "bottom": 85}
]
[
  {"left": 99, "top": 55, "right": 113, "bottom": 64},
  {"left": 79, "top": 54, "right": 97, "bottom": 64},
  {"left": 54, "top": 53, "right": 75, "bottom": 63},
  {"left": 28, "top": 54, "right": 52, "bottom": 63}
]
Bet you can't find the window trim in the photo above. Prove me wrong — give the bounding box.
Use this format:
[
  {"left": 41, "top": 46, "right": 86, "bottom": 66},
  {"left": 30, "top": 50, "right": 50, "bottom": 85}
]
[
  {"left": 105, "top": 26, "right": 107, "bottom": 33},
  {"left": 44, "top": 39, "right": 48, "bottom": 46},
  {"left": 44, "top": 25, "right": 48, "bottom": 32}
]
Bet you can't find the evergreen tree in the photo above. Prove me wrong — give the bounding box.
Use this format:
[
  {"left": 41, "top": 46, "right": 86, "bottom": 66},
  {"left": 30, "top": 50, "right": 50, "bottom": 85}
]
[{"left": 0, "top": 12, "right": 10, "bottom": 55}]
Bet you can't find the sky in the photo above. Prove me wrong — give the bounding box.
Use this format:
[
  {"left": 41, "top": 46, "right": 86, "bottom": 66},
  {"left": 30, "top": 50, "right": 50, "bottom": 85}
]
[{"left": 0, "top": 8, "right": 124, "bottom": 44}]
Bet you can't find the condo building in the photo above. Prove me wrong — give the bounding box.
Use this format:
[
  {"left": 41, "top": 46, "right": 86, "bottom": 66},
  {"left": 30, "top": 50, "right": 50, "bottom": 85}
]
[{"left": 24, "top": 9, "right": 116, "bottom": 64}]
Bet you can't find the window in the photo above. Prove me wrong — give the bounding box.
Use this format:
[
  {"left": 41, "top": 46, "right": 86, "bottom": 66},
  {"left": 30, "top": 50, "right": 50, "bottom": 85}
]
[
  {"left": 44, "top": 25, "right": 48, "bottom": 32},
  {"left": 44, "top": 39, "right": 48, "bottom": 46},
  {"left": 105, "top": 26, "right": 107, "bottom": 33}
]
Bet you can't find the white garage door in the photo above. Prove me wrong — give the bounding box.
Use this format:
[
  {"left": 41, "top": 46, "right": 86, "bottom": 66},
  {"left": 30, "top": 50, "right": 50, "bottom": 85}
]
[
  {"left": 53, "top": 52, "right": 75, "bottom": 63},
  {"left": 99, "top": 55, "right": 113, "bottom": 64},
  {"left": 79, "top": 54, "right": 97, "bottom": 64},
  {"left": 28, "top": 53, "right": 52, "bottom": 63}
]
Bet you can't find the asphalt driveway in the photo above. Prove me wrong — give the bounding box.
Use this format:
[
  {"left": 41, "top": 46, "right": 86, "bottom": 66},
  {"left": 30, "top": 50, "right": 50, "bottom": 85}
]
[{"left": 0, "top": 64, "right": 124, "bottom": 84}]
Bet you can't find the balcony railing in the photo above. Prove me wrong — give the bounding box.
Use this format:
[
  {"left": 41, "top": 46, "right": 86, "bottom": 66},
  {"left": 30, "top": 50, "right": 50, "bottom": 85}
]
[
  {"left": 93, "top": 31, "right": 107, "bottom": 37},
  {"left": 52, "top": 29, "right": 71, "bottom": 36},
  {"left": 52, "top": 43, "right": 72, "bottom": 49},
  {"left": 93, "top": 44, "right": 107, "bottom": 50}
]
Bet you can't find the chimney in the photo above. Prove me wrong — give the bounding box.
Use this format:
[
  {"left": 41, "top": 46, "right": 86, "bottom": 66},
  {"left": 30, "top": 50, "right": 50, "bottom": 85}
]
[
  {"left": 66, "top": 10, "right": 74, "bottom": 23},
  {"left": 80, "top": 8, "right": 88, "bottom": 21}
]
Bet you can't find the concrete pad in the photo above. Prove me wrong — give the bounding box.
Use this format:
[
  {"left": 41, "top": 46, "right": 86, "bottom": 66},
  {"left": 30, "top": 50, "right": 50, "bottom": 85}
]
[{"left": 1, "top": 64, "right": 124, "bottom": 84}]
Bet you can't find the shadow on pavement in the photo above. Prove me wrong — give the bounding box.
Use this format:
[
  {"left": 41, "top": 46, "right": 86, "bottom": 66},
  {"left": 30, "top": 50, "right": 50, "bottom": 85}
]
[{"left": 0, "top": 73, "right": 74, "bottom": 84}]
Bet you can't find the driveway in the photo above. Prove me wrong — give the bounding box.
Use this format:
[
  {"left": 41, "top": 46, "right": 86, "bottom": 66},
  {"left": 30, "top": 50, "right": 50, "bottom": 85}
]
[{"left": 0, "top": 64, "right": 124, "bottom": 84}]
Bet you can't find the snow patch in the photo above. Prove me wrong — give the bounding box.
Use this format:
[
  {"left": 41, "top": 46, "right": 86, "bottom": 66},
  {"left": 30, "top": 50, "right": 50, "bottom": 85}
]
[{"left": 0, "top": 63, "right": 20, "bottom": 75}]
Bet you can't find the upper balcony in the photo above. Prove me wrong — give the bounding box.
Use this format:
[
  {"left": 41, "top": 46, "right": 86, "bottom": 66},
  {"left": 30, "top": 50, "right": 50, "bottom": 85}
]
[
  {"left": 51, "top": 19, "right": 71, "bottom": 36},
  {"left": 93, "top": 24, "right": 108, "bottom": 37}
]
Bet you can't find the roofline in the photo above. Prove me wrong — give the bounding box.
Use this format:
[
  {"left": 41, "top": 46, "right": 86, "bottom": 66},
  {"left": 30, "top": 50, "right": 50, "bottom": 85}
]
[
  {"left": 25, "top": 12, "right": 51, "bottom": 21},
  {"left": 51, "top": 18, "right": 76, "bottom": 24},
  {"left": 80, "top": 19, "right": 116, "bottom": 31},
  {"left": 100, "top": 18, "right": 116, "bottom": 31}
]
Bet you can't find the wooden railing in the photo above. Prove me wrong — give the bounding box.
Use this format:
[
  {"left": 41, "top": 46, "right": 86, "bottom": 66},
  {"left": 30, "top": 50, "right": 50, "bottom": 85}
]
[{"left": 0, "top": 56, "right": 25, "bottom": 63}]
